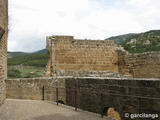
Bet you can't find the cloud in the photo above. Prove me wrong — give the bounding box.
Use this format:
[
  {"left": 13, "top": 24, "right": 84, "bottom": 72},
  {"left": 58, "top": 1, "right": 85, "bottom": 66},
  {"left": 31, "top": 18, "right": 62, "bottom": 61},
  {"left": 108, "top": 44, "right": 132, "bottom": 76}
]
[{"left": 8, "top": 0, "right": 160, "bottom": 52}]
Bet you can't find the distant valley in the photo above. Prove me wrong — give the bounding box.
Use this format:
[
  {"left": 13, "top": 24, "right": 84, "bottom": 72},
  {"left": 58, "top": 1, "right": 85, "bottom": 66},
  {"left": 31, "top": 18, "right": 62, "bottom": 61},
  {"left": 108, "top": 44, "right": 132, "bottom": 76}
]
[{"left": 7, "top": 49, "right": 49, "bottom": 79}]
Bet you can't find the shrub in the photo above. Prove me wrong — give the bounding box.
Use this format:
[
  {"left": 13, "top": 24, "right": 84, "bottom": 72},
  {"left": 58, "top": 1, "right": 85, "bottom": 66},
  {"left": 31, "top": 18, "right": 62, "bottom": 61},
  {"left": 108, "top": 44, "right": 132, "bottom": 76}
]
[{"left": 8, "top": 69, "right": 21, "bottom": 78}]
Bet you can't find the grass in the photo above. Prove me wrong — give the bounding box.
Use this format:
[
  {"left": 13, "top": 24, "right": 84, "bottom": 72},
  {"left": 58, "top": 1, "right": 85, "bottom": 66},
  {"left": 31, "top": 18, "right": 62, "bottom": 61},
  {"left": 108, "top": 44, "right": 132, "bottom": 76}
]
[
  {"left": 8, "top": 54, "right": 49, "bottom": 67},
  {"left": 7, "top": 53, "right": 49, "bottom": 79},
  {"left": 7, "top": 65, "right": 46, "bottom": 79}
]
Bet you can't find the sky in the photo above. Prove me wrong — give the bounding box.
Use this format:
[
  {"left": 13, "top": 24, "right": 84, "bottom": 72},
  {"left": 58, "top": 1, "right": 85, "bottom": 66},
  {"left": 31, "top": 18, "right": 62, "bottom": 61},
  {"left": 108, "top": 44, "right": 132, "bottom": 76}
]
[{"left": 8, "top": 0, "right": 160, "bottom": 52}]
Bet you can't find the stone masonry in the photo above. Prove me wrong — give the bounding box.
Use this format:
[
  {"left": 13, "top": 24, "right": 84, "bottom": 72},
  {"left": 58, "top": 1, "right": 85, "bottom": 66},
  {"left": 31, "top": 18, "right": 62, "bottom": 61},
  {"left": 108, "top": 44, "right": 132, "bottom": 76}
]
[
  {"left": 45, "top": 35, "right": 119, "bottom": 77},
  {"left": 6, "top": 78, "right": 66, "bottom": 103},
  {"left": 45, "top": 35, "right": 160, "bottom": 78},
  {"left": 118, "top": 51, "right": 160, "bottom": 78},
  {"left": 6, "top": 77, "right": 160, "bottom": 120},
  {"left": 0, "top": 0, "right": 8, "bottom": 106}
]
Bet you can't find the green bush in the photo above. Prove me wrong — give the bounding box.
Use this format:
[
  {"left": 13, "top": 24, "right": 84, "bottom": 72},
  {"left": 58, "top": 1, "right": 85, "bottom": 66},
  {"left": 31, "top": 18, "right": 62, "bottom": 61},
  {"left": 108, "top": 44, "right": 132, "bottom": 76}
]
[{"left": 8, "top": 69, "right": 21, "bottom": 78}]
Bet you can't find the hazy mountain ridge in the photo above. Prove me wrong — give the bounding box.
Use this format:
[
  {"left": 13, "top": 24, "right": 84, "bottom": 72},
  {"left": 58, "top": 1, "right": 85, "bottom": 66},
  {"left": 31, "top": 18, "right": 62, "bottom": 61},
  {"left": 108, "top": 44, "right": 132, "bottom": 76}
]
[
  {"left": 7, "top": 52, "right": 29, "bottom": 58},
  {"left": 8, "top": 49, "right": 47, "bottom": 58},
  {"left": 31, "top": 49, "right": 48, "bottom": 54}
]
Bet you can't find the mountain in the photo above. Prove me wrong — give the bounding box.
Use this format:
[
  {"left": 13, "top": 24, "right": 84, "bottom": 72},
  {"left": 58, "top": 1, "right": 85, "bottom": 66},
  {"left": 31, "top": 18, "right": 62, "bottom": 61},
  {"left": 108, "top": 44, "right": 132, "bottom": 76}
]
[
  {"left": 106, "top": 33, "right": 136, "bottom": 44},
  {"left": 8, "top": 48, "right": 49, "bottom": 67},
  {"left": 31, "top": 49, "right": 48, "bottom": 54},
  {"left": 7, "top": 49, "right": 49, "bottom": 79},
  {"left": 8, "top": 49, "right": 47, "bottom": 58},
  {"left": 7, "top": 52, "right": 29, "bottom": 58},
  {"left": 106, "top": 30, "right": 160, "bottom": 53}
]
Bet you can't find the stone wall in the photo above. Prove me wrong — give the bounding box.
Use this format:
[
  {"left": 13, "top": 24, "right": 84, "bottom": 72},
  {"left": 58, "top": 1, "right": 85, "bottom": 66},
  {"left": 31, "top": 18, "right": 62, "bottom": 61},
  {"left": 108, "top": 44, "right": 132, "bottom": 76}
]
[
  {"left": 0, "top": 0, "right": 8, "bottom": 106},
  {"left": 65, "top": 77, "right": 160, "bottom": 119},
  {"left": 45, "top": 35, "right": 160, "bottom": 79},
  {"left": 6, "top": 78, "right": 66, "bottom": 103},
  {"left": 118, "top": 51, "right": 160, "bottom": 78},
  {"left": 6, "top": 77, "right": 160, "bottom": 119},
  {"left": 45, "top": 35, "right": 118, "bottom": 77}
]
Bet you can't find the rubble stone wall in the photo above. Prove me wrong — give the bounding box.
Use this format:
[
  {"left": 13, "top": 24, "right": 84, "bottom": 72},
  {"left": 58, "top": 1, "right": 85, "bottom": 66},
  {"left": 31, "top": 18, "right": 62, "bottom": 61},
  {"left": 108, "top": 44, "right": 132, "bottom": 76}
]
[
  {"left": 45, "top": 36, "right": 118, "bottom": 77},
  {"left": 0, "top": 0, "right": 8, "bottom": 106},
  {"left": 118, "top": 51, "right": 160, "bottom": 78},
  {"left": 45, "top": 36, "right": 160, "bottom": 79}
]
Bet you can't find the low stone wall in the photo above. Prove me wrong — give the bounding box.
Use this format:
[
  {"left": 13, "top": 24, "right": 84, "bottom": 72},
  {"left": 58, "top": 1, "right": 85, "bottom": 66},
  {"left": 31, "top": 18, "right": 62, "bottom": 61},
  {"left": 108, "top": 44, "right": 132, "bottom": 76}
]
[
  {"left": 6, "top": 77, "right": 160, "bottom": 119},
  {"left": 6, "top": 78, "right": 66, "bottom": 103},
  {"left": 70, "top": 78, "right": 160, "bottom": 117}
]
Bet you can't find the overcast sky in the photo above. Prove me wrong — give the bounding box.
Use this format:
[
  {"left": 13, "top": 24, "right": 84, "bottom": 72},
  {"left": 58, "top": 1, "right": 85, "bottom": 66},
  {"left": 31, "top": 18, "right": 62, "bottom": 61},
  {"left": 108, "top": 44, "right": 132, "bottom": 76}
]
[{"left": 8, "top": 0, "right": 160, "bottom": 52}]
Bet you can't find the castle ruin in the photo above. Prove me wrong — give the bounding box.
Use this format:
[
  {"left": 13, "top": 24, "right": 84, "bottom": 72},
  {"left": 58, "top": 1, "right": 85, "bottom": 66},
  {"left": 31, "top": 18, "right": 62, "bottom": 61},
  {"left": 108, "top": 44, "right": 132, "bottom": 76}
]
[
  {"left": 45, "top": 35, "right": 119, "bottom": 77},
  {"left": 0, "top": 1, "right": 160, "bottom": 119},
  {"left": 45, "top": 35, "right": 160, "bottom": 78}
]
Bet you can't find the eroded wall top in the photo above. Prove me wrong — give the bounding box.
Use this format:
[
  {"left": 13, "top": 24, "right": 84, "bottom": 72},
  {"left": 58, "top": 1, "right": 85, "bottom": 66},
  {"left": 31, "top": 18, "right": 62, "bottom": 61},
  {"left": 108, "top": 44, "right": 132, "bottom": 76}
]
[{"left": 46, "top": 35, "right": 160, "bottom": 78}]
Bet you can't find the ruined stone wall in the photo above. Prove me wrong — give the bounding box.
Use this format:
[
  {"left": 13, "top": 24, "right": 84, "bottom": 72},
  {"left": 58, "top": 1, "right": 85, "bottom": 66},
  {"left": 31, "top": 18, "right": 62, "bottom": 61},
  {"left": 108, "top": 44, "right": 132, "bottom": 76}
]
[
  {"left": 6, "top": 77, "right": 160, "bottom": 119},
  {"left": 45, "top": 35, "right": 160, "bottom": 78},
  {"left": 0, "top": 0, "right": 8, "bottom": 106},
  {"left": 45, "top": 36, "right": 118, "bottom": 77},
  {"left": 118, "top": 51, "right": 160, "bottom": 78}
]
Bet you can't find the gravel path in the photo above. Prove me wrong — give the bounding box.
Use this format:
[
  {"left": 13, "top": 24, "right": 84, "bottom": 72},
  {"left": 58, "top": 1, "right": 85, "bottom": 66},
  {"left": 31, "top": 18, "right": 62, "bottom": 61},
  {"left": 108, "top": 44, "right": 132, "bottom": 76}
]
[{"left": 0, "top": 99, "right": 106, "bottom": 120}]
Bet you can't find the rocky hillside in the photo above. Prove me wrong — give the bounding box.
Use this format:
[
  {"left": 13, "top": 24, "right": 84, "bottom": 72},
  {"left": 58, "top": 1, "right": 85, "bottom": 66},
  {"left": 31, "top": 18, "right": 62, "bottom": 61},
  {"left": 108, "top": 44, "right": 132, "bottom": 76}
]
[
  {"left": 106, "top": 33, "right": 136, "bottom": 44},
  {"left": 106, "top": 30, "right": 160, "bottom": 53}
]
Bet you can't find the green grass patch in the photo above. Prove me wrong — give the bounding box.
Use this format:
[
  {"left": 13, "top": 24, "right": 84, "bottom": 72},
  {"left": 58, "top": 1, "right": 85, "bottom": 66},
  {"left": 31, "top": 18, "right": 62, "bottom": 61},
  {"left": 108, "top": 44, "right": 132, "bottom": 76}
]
[
  {"left": 8, "top": 54, "right": 49, "bottom": 67},
  {"left": 7, "top": 53, "right": 49, "bottom": 78},
  {"left": 7, "top": 66, "right": 45, "bottom": 78}
]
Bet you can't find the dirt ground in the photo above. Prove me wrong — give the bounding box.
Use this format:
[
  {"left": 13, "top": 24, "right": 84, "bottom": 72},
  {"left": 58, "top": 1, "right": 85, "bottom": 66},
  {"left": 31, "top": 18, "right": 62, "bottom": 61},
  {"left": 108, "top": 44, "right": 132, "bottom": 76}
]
[{"left": 0, "top": 99, "right": 108, "bottom": 120}]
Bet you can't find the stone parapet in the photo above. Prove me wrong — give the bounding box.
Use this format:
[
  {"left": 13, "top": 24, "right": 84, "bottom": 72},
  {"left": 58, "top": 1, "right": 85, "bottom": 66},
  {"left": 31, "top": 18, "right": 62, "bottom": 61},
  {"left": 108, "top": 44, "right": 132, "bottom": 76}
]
[{"left": 6, "top": 77, "right": 160, "bottom": 119}]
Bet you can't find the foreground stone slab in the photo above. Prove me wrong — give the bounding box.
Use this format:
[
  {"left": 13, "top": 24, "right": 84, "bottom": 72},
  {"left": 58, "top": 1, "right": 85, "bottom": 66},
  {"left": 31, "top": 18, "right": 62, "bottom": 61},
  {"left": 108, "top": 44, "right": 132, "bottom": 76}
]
[{"left": 0, "top": 99, "right": 107, "bottom": 120}]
